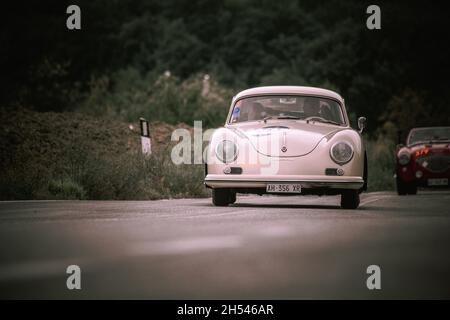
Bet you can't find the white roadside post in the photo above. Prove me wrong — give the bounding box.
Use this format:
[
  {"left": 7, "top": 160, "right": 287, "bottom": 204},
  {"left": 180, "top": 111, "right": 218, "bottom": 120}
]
[
  {"left": 139, "top": 117, "right": 152, "bottom": 155},
  {"left": 201, "top": 74, "right": 210, "bottom": 97}
]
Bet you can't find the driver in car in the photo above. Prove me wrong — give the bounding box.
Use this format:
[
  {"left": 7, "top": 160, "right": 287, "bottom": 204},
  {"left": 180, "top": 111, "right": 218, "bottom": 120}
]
[
  {"left": 247, "top": 102, "right": 265, "bottom": 121},
  {"left": 303, "top": 97, "right": 321, "bottom": 118},
  {"left": 303, "top": 97, "right": 333, "bottom": 120}
]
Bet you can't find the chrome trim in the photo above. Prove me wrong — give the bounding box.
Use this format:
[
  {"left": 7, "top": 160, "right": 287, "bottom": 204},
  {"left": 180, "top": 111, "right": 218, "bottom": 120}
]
[{"left": 204, "top": 177, "right": 364, "bottom": 189}]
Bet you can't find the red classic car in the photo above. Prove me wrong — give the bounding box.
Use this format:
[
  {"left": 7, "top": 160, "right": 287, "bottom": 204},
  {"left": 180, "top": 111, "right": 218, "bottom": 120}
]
[{"left": 396, "top": 127, "right": 450, "bottom": 195}]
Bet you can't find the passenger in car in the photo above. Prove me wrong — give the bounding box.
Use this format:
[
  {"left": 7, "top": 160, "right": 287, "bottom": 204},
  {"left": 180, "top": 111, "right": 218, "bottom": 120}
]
[
  {"left": 303, "top": 97, "right": 321, "bottom": 118},
  {"left": 247, "top": 102, "right": 265, "bottom": 121},
  {"left": 304, "top": 98, "right": 333, "bottom": 120}
]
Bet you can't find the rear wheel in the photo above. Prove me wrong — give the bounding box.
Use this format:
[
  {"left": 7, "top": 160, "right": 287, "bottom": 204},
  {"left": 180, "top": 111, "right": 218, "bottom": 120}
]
[
  {"left": 341, "top": 190, "right": 360, "bottom": 209},
  {"left": 212, "top": 188, "right": 236, "bottom": 206},
  {"left": 396, "top": 176, "right": 407, "bottom": 195},
  {"left": 396, "top": 176, "right": 416, "bottom": 195},
  {"left": 407, "top": 184, "right": 417, "bottom": 195},
  {"left": 360, "top": 152, "right": 368, "bottom": 193}
]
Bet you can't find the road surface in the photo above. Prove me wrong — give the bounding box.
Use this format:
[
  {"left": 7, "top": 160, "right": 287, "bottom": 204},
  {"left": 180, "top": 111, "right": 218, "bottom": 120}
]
[{"left": 1, "top": 191, "right": 450, "bottom": 299}]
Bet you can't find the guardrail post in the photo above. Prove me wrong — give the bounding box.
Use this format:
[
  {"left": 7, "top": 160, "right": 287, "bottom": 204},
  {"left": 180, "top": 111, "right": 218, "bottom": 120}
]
[{"left": 139, "top": 117, "right": 152, "bottom": 155}]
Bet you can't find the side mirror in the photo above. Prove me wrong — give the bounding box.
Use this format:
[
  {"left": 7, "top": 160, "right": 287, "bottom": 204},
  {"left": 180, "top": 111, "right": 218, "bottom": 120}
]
[{"left": 357, "top": 116, "right": 366, "bottom": 133}]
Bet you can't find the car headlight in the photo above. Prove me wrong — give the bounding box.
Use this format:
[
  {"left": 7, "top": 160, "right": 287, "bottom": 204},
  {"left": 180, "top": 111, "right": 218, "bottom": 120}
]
[
  {"left": 330, "top": 141, "right": 354, "bottom": 164},
  {"left": 398, "top": 152, "right": 410, "bottom": 165},
  {"left": 215, "top": 140, "right": 238, "bottom": 163}
]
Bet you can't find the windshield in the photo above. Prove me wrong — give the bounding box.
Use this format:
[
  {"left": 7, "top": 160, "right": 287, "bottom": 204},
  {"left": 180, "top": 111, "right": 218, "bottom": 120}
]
[
  {"left": 407, "top": 127, "right": 450, "bottom": 145},
  {"left": 229, "top": 95, "right": 345, "bottom": 125}
]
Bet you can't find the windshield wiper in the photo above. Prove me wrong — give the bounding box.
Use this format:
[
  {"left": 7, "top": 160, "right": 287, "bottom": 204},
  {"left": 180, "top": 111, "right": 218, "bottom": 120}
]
[
  {"left": 307, "top": 118, "right": 342, "bottom": 126},
  {"left": 262, "top": 115, "right": 301, "bottom": 123}
]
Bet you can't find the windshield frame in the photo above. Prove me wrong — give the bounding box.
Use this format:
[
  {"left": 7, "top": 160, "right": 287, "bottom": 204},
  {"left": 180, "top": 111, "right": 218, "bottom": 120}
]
[
  {"left": 407, "top": 127, "right": 450, "bottom": 146},
  {"left": 226, "top": 94, "right": 348, "bottom": 127}
]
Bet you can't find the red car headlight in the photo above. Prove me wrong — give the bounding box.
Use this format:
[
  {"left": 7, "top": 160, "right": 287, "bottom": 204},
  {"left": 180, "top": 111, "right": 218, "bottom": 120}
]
[{"left": 398, "top": 152, "right": 410, "bottom": 165}]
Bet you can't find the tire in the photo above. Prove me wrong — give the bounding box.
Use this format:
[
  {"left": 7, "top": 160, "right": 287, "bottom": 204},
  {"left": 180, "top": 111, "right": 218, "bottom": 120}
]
[
  {"left": 396, "top": 176, "right": 412, "bottom": 195},
  {"left": 360, "top": 152, "right": 368, "bottom": 193},
  {"left": 407, "top": 183, "right": 417, "bottom": 195},
  {"left": 229, "top": 191, "right": 237, "bottom": 204},
  {"left": 341, "top": 190, "right": 360, "bottom": 209},
  {"left": 212, "top": 188, "right": 234, "bottom": 206}
]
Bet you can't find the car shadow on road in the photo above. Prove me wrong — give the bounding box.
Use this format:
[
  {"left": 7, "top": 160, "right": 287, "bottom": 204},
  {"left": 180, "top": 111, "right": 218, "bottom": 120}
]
[
  {"left": 195, "top": 202, "right": 342, "bottom": 210},
  {"left": 229, "top": 203, "right": 341, "bottom": 210}
]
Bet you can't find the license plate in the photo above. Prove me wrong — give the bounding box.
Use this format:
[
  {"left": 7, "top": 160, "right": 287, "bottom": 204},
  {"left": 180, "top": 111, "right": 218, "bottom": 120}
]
[
  {"left": 427, "top": 178, "right": 448, "bottom": 186},
  {"left": 266, "top": 184, "right": 302, "bottom": 193}
]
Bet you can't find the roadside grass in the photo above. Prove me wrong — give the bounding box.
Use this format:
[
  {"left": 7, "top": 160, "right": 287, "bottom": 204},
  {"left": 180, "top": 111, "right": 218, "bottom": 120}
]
[
  {"left": 0, "top": 109, "right": 208, "bottom": 200},
  {"left": 365, "top": 138, "right": 396, "bottom": 192}
]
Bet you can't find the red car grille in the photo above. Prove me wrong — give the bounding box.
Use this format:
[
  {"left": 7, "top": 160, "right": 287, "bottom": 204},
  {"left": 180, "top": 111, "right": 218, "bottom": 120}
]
[{"left": 417, "top": 154, "right": 450, "bottom": 173}]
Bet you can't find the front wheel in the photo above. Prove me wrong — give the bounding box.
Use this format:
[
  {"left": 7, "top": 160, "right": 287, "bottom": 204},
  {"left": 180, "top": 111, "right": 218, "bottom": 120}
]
[
  {"left": 212, "top": 188, "right": 236, "bottom": 206},
  {"left": 396, "top": 176, "right": 417, "bottom": 195},
  {"left": 341, "top": 190, "right": 360, "bottom": 209},
  {"left": 407, "top": 184, "right": 417, "bottom": 195}
]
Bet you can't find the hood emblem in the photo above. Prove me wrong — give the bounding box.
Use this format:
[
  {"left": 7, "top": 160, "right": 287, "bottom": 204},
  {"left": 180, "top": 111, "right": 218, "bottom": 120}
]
[{"left": 281, "top": 131, "right": 287, "bottom": 152}]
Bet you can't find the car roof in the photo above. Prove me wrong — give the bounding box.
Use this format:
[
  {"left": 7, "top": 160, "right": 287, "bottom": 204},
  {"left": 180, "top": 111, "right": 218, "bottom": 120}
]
[{"left": 233, "top": 86, "right": 344, "bottom": 104}]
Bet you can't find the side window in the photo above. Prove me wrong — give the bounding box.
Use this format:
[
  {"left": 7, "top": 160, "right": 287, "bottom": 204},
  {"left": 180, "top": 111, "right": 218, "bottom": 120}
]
[{"left": 230, "top": 101, "right": 242, "bottom": 123}]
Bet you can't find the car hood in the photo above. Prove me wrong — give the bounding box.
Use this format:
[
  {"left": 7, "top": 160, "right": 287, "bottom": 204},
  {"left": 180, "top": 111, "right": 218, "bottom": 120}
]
[{"left": 230, "top": 121, "right": 346, "bottom": 157}]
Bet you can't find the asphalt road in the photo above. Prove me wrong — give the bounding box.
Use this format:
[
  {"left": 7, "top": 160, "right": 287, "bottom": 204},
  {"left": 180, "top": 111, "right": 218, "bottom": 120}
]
[{"left": 1, "top": 191, "right": 450, "bottom": 299}]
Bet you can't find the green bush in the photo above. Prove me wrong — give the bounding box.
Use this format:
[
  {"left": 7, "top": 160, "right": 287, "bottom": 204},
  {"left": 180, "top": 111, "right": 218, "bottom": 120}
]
[
  {"left": 0, "top": 147, "right": 209, "bottom": 201},
  {"left": 48, "top": 178, "right": 86, "bottom": 200},
  {"left": 77, "top": 69, "right": 233, "bottom": 128},
  {"left": 0, "top": 109, "right": 209, "bottom": 200},
  {"left": 0, "top": 159, "right": 50, "bottom": 200},
  {"left": 365, "top": 138, "right": 396, "bottom": 192}
]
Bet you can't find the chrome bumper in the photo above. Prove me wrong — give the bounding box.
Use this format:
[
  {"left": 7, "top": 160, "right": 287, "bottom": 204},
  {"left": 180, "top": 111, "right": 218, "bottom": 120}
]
[{"left": 204, "top": 174, "right": 364, "bottom": 189}]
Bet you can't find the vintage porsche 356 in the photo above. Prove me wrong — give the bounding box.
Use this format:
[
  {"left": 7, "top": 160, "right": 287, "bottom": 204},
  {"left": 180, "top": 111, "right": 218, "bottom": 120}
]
[{"left": 204, "top": 86, "right": 368, "bottom": 209}]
